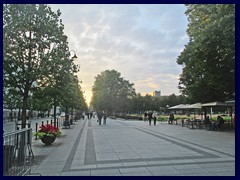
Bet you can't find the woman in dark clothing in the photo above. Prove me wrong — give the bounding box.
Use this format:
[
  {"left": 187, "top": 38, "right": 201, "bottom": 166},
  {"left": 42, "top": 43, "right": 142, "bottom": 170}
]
[
  {"left": 168, "top": 114, "right": 174, "bottom": 124},
  {"left": 148, "top": 111, "right": 153, "bottom": 125},
  {"left": 97, "top": 111, "right": 103, "bottom": 125}
]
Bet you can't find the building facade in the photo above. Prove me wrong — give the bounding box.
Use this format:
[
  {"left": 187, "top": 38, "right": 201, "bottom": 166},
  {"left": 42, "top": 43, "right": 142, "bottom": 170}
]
[{"left": 151, "top": 91, "right": 161, "bottom": 97}]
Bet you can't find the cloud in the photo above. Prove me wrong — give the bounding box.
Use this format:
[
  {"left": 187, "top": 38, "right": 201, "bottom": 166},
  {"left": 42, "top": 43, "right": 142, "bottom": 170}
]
[{"left": 50, "top": 4, "right": 189, "bottom": 104}]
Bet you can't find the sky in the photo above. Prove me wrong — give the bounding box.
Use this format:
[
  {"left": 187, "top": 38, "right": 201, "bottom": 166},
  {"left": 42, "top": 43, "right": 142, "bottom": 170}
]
[{"left": 50, "top": 4, "right": 189, "bottom": 105}]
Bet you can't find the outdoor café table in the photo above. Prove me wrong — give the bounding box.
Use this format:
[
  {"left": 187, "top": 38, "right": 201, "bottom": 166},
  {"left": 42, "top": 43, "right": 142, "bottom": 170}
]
[
  {"left": 195, "top": 119, "right": 203, "bottom": 129},
  {"left": 186, "top": 119, "right": 195, "bottom": 129}
]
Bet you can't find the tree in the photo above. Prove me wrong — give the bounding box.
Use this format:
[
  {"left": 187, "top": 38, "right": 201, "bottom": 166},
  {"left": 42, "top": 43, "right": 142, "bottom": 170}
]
[
  {"left": 168, "top": 94, "right": 178, "bottom": 106},
  {"left": 177, "top": 4, "right": 235, "bottom": 103},
  {"left": 91, "top": 70, "right": 136, "bottom": 114},
  {"left": 4, "top": 4, "right": 71, "bottom": 128},
  {"left": 31, "top": 89, "right": 52, "bottom": 117},
  {"left": 131, "top": 93, "right": 146, "bottom": 113},
  {"left": 32, "top": 73, "right": 88, "bottom": 121},
  {"left": 3, "top": 88, "right": 23, "bottom": 121},
  {"left": 60, "top": 73, "right": 85, "bottom": 120}
]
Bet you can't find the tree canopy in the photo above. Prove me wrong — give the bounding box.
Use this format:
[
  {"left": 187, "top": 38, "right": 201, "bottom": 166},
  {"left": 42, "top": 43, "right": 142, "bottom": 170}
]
[
  {"left": 3, "top": 4, "right": 86, "bottom": 127},
  {"left": 91, "top": 70, "right": 136, "bottom": 114},
  {"left": 177, "top": 4, "right": 235, "bottom": 103},
  {"left": 130, "top": 93, "right": 187, "bottom": 113}
]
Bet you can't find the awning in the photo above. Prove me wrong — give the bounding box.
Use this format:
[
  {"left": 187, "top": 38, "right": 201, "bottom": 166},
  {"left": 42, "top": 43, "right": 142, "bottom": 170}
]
[
  {"left": 201, "top": 101, "right": 228, "bottom": 107},
  {"left": 168, "top": 104, "right": 189, "bottom": 109},
  {"left": 185, "top": 103, "right": 202, "bottom": 109},
  {"left": 225, "top": 100, "right": 235, "bottom": 106}
]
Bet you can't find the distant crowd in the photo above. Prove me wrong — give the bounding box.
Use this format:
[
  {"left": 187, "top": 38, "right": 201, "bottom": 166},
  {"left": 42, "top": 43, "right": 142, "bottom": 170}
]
[
  {"left": 80, "top": 110, "right": 233, "bottom": 130},
  {"left": 82, "top": 111, "right": 108, "bottom": 125},
  {"left": 82, "top": 110, "right": 174, "bottom": 126}
]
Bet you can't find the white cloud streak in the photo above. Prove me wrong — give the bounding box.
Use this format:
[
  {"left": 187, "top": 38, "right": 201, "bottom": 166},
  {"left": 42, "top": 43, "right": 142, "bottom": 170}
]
[{"left": 50, "top": 4, "right": 189, "bottom": 104}]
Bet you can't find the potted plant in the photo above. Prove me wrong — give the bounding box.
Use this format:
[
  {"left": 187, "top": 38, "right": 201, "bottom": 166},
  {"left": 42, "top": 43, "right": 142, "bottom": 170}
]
[{"left": 35, "top": 124, "right": 62, "bottom": 145}]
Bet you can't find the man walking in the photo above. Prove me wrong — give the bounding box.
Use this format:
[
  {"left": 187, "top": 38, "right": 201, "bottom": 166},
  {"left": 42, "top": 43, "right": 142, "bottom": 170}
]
[
  {"left": 148, "top": 111, "right": 153, "bottom": 125},
  {"left": 103, "top": 111, "right": 108, "bottom": 125},
  {"left": 97, "top": 111, "right": 103, "bottom": 125}
]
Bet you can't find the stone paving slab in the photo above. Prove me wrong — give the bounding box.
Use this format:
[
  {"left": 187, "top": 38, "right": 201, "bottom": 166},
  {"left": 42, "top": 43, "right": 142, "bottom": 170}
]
[{"left": 28, "top": 117, "right": 235, "bottom": 176}]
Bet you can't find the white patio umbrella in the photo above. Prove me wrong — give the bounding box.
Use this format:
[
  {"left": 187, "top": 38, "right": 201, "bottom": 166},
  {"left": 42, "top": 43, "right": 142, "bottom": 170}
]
[
  {"left": 186, "top": 103, "right": 202, "bottom": 109},
  {"left": 201, "top": 101, "right": 227, "bottom": 107},
  {"left": 201, "top": 101, "right": 228, "bottom": 120},
  {"left": 168, "top": 104, "right": 189, "bottom": 110},
  {"left": 184, "top": 103, "right": 202, "bottom": 119}
]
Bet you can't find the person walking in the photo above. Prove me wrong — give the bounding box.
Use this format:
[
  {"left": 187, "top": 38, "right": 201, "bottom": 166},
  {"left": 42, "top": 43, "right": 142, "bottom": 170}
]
[
  {"left": 153, "top": 111, "right": 157, "bottom": 126},
  {"left": 97, "top": 111, "right": 103, "bottom": 125},
  {"left": 93, "top": 111, "right": 96, "bottom": 118},
  {"left": 103, "top": 111, "right": 108, "bottom": 125},
  {"left": 203, "top": 115, "right": 211, "bottom": 130},
  {"left": 90, "top": 112, "right": 93, "bottom": 119},
  {"left": 148, "top": 111, "right": 153, "bottom": 125},
  {"left": 168, "top": 113, "right": 174, "bottom": 124},
  {"left": 87, "top": 112, "right": 90, "bottom": 120}
]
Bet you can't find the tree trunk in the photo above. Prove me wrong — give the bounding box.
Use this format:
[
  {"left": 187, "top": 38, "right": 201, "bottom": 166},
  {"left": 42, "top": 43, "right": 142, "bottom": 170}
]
[
  {"left": 21, "top": 95, "right": 28, "bottom": 129},
  {"left": 10, "top": 109, "right": 13, "bottom": 122},
  {"left": 18, "top": 109, "right": 21, "bottom": 120},
  {"left": 71, "top": 107, "right": 73, "bottom": 121},
  {"left": 9, "top": 98, "right": 13, "bottom": 122},
  {"left": 54, "top": 97, "right": 57, "bottom": 126},
  {"left": 204, "top": 107, "right": 207, "bottom": 120},
  {"left": 65, "top": 105, "right": 69, "bottom": 121}
]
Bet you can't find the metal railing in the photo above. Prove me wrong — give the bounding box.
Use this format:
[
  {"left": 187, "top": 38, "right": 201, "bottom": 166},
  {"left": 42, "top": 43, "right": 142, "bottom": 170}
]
[{"left": 3, "top": 128, "right": 34, "bottom": 176}]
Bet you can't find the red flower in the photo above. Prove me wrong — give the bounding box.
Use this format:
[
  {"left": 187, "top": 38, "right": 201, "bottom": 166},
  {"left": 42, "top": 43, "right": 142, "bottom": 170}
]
[{"left": 38, "top": 124, "right": 61, "bottom": 137}]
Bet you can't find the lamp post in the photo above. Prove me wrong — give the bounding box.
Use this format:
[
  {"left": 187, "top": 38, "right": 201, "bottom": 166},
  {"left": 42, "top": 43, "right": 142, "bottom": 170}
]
[
  {"left": 69, "top": 50, "right": 80, "bottom": 75},
  {"left": 64, "top": 50, "right": 79, "bottom": 125},
  {"left": 69, "top": 50, "right": 78, "bottom": 61}
]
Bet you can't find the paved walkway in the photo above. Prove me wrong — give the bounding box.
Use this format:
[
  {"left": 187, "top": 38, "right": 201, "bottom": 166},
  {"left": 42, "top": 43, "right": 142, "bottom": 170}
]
[{"left": 30, "top": 117, "right": 235, "bottom": 176}]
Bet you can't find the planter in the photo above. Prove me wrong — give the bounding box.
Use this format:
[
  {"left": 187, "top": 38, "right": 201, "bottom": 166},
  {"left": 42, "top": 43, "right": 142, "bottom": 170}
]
[{"left": 40, "top": 135, "right": 56, "bottom": 145}]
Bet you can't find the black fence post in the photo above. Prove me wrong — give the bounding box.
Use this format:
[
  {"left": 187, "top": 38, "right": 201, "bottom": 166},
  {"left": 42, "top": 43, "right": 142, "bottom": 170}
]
[{"left": 35, "top": 123, "right": 38, "bottom": 140}]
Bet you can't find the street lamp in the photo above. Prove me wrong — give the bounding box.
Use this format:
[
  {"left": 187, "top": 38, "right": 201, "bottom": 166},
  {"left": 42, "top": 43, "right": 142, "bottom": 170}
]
[
  {"left": 69, "top": 50, "right": 78, "bottom": 61},
  {"left": 64, "top": 50, "right": 79, "bottom": 124},
  {"left": 69, "top": 50, "right": 80, "bottom": 73},
  {"left": 50, "top": 43, "right": 78, "bottom": 61}
]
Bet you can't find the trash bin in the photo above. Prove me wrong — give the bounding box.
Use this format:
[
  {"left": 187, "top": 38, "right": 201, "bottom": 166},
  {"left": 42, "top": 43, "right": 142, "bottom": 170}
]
[
  {"left": 3, "top": 145, "right": 14, "bottom": 175},
  {"left": 63, "top": 120, "right": 70, "bottom": 128}
]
